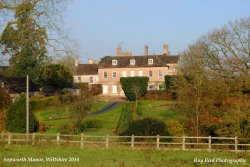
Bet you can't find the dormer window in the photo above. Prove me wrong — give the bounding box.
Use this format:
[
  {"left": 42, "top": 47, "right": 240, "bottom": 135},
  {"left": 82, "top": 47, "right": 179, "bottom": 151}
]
[
  {"left": 130, "top": 59, "right": 135, "bottom": 65},
  {"left": 112, "top": 60, "right": 117, "bottom": 66},
  {"left": 148, "top": 59, "right": 153, "bottom": 65}
]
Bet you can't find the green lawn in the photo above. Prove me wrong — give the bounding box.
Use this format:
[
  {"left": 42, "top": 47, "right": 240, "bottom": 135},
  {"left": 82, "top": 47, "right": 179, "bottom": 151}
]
[
  {"left": 35, "top": 100, "right": 110, "bottom": 134},
  {"left": 1, "top": 145, "right": 249, "bottom": 167},
  {"left": 36, "top": 100, "right": 179, "bottom": 135}
]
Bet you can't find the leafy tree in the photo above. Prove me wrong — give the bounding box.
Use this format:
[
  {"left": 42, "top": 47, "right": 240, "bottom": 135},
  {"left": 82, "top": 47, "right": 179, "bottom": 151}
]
[
  {"left": 99, "top": 56, "right": 111, "bottom": 64},
  {"left": 38, "top": 64, "right": 73, "bottom": 93},
  {"left": 6, "top": 95, "right": 38, "bottom": 133},
  {"left": 0, "top": 1, "right": 48, "bottom": 83},
  {"left": 120, "top": 77, "right": 149, "bottom": 101},
  {"left": 0, "top": 88, "right": 10, "bottom": 111},
  {"left": 0, "top": 0, "right": 71, "bottom": 57}
]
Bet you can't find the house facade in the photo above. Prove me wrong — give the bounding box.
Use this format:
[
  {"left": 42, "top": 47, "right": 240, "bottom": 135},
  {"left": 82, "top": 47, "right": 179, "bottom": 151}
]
[
  {"left": 73, "top": 58, "right": 99, "bottom": 85},
  {"left": 98, "top": 45, "right": 179, "bottom": 96}
]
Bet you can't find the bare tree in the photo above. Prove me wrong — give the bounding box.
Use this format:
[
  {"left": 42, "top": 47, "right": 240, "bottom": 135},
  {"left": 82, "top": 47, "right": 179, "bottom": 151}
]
[
  {"left": 131, "top": 84, "right": 141, "bottom": 106},
  {"left": 174, "top": 17, "right": 250, "bottom": 138},
  {"left": 201, "top": 17, "right": 250, "bottom": 92},
  {"left": 69, "top": 97, "right": 93, "bottom": 134}
]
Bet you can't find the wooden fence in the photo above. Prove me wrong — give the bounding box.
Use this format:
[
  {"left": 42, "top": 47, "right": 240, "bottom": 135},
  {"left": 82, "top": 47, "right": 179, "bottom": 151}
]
[{"left": 1, "top": 133, "right": 250, "bottom": 152}]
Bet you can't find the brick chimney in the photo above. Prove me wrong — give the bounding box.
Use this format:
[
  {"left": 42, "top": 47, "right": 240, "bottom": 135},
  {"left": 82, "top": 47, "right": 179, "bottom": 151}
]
[
  {"left": 116, "top": 47, "right": 122, "bottom": 56},
  {"left": 163, "top": 44, "right": 170, "bottom": 55},
  {"left": 144, "top": 45, "right": 148, "bottom": 56}
]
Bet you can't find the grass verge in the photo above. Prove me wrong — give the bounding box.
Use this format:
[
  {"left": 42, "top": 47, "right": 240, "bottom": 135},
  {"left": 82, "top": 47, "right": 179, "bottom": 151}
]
[{"left": 1, "top": 145, "right": 249, "bottom": 167}]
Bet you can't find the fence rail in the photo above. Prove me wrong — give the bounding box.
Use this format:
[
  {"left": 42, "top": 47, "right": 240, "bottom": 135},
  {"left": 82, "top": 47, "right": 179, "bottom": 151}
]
[{"left": 1, "top": 133, "right": 250, "bottom": 152}]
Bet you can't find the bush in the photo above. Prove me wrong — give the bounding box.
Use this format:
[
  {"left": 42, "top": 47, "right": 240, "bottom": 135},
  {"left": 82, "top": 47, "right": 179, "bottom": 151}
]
[
  {"left": 120, "top": 117, "right": 170, "bottom": 136},
  {"left": 120, "top": 77, "right": 149, "bottom": 101},
  {"left": 165, "top": 120, "right": 185, "bottom": 136},
  {"left": 6, "top": 95, "right": 38, "bottom": 133},
  {"left": 90, "top": 84, "right": 102, "bottom": 96},
  {"left": 79, "top": 120, "right": 102, "bottom": 132},
  {"left": 58, "top": 91, "right": 78, "bottom": 104}
]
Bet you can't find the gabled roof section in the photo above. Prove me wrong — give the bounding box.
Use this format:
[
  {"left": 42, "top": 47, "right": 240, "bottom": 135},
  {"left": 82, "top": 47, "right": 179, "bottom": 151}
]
[
  {"left": 74, "top": 64, "right": 98, "bottom": 75},
  {"left": 0, "top": 75, "right": 39, "bottom": 93},
  {"left": 98, "top": 55, "right": 179, "bottom": 68}
]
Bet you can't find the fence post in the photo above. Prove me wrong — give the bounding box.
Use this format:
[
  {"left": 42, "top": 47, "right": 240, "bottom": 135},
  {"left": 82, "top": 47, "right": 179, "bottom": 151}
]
[
  {"left": 235, "top": 136, "right": 238, "bottom": 153},
  {"left": 80, "top": 133, "right": 84, "bottom": 149},
  {"left": 8, "top": 133, "right": 11, "bottom": 145},
  {"left": 1, "top": 132, "right": 4, "bottom": 144},
  {"left": 157, "top": 135, "right": 160, "bottom": 150},
  {"left": 208, "top": 136, "right": 211, "bottom": 152},
  {"left": 57, "top": 133, "right": 60, "bottom": 146},
  {"left": 182, "top": 135, "right": 185, "bottom": 150},
  {"left": 32, "top": 133, "right": 35, "bottom": 146},
  {"left": 131, "top": 135, "right": 134, "bottom": 148},
  {"left": 106, "top": 135, "right": 109, "bottom": 148}
]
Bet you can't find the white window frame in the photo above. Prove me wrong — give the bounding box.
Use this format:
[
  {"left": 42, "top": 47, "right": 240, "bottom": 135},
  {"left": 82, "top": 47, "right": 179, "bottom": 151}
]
[
  {"left": 112, "top": 71, "right": 117, "bottom": 78},
  {"left": 130, "top": 70, "right": 135, "bottom": 77},
  {"left": 148, "top": 59, "right": 153, "bottom": 65},
  {"left": 112, "top": 60, "right": 117, "bottom": 66},
  {"left": 103, "top": 71, "right": 108, "bottom": 78},
  {"left": 122, "top": 71, "right": 127, "bottom": 77},
  {"left": 158, "top": 70, "right": 163, "bottom": 77},
  {"left": 138, "top": 70, "right": 143, "bottom": 76},
  {"left": 149, "top": 70, "right": 153, "bottom": 77},
  {"left": 130, "top": 59, "right": 135, "bottom": 65}
]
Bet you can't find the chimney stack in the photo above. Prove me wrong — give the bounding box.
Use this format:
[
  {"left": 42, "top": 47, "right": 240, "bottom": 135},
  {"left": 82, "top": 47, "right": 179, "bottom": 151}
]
[
  {"left": 144, "top": 45, "right": 148, "bottom": 56},
  {"left": 116, "top": 47, "right": 122, "bottom": 56},
  {"left": 88, "top": 59, "right": 94, "bottom": 64},
  {"left": 163, "top": 44, "right": 170, "bottom": 55},
  {"left": 75, "top": 57, "right": 79, "bottom": 66}
]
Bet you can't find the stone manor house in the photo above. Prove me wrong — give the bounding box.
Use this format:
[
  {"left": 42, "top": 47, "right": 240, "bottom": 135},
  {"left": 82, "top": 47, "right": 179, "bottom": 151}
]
[{"left": 74, "top": 44, "right": 179, "bottom": 96}]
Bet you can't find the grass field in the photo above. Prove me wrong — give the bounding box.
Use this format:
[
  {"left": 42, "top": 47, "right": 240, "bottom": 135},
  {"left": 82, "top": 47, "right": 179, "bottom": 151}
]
[
  {"left": 1, "top": 145, "right": 249, "bottom": 167},
  {"left": 35, "top": 100, "right": 179, "bottom": 135}
]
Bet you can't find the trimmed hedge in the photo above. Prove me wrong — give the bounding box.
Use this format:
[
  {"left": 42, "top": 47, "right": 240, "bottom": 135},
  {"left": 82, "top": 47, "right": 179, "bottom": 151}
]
[
  {"left": 120, "top": 117, "right": 170, "bottom": 136},
  {"left": 165, "top": 75, "right": 175, "bottom": 90},
  {"left": 143, "top": 90, "right": 172, "bottom": 100},
  {"left": 30, "top": 96, "right": 55, "bottom": 110},
  {"left": 6, "top": 95, "right": 38, "bottom": 133},
  {"left": 120, "top": 77, "right": 149, "bottom": 101}
]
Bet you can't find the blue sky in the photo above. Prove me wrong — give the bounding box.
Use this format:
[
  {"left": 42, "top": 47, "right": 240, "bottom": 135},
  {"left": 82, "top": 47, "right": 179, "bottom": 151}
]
[{"left": 64, "top": 0, "right": 250, "bottom": 63}]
